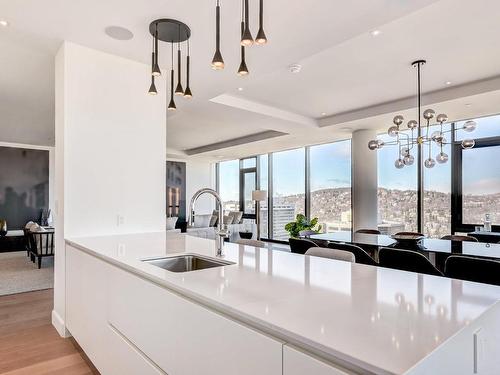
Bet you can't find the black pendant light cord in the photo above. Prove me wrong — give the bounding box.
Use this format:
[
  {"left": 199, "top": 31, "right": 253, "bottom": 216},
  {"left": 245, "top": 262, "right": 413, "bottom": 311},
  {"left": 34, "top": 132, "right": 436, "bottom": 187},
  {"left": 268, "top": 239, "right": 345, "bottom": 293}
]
[
  {"left": 244, "top": 0, "right": 249, "bottom": 30},
  {"left": 155, "top": 25, "right": 159, "bottom": 65},
  {"left": 241, "top": 0, "right": 245, "bottom": 53},
  {"left": 216, "top": 0, "right": 221, "bottom": 51},
  {"left": 171, "top": 42, "right": 174, "bottom": 99},
  {"left": 259, "top": 0, "right": 263, "bottom": 26},
  {"left": 187, "top": 40, "right": 190, "bottom": 87},
  {"left": 151, "top": 37, "right": 155, "bottom": 76},
  {"left": 177, "top": 42, "right": 182, "bottom": 83}
]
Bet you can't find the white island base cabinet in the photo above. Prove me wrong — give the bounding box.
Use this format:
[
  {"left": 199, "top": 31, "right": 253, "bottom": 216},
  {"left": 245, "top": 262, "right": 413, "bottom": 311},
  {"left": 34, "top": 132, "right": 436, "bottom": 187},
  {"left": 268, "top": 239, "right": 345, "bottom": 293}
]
[
  {"left": 107, "top": 262, "right": 283, "bottom": 375},
  {"left": 284, "top": 345, "right": 354, "bottom": 375},
  {"left": 66, "top": 245, "right": 282, "bottom": 375}
]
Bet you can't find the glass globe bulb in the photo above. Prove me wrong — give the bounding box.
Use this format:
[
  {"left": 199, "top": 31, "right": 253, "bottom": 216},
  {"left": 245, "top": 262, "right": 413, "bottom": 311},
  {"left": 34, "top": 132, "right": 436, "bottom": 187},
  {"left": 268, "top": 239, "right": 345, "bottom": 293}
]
[
  {"left": 394, "top": 158, "right": 405, "bottom": 169},
  {"left": 401, "top": 147, "right": 410, "bottom": 156},
  {"left": 423, "top": 109, "right": 435, "bottom": 120},
  {"left": 407, "top": 120, "right": 418, "bottom": 130},
  {"left": 403, "top": 154, "right": 414, "bottom": 166},
  {"left": 424, "top": 158, "right": 436, "bottom": 168},
  {"left": 436, "top": 113, "right": 448, "bottom": 123},
  {"left": 388, "top": 126, "right": 399, "bottom": 137},
  {"left": 377, "top": 140, "right": 385, "bottom": 149},
  {"left": 393, "top": 115, "right": 404, "bottom": 126},
  {"left": 436, "top": 152, "right": 449, "bottom": 164},
  {"left": 463, "top": 120, "right": 477, "bottom": 132},
  {"left": 431, "top": 131, "right": 444, "bottom": 143},
  {"left": 368, "top": 140, "right": 379, "bottom": 150},
  {"left": 461, "top": 139, "right": 475, "bottom": 149}
]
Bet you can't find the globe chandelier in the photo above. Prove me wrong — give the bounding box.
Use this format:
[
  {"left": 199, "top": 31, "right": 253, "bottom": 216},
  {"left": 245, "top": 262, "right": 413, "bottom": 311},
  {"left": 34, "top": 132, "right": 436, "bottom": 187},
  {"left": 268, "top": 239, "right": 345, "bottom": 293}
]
[{"left": 368, "top": 59, "right": 477, "bottom": 169}]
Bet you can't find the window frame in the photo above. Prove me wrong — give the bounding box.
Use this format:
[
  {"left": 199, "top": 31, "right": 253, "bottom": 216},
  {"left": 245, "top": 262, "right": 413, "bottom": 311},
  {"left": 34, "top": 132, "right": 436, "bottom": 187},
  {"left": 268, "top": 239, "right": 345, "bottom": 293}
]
[
  {"left": 451, "top": 135, "right": 500, "bottom": 233},
  {"left": 239, "top": 157, "right": 258, "bottom": 220}
]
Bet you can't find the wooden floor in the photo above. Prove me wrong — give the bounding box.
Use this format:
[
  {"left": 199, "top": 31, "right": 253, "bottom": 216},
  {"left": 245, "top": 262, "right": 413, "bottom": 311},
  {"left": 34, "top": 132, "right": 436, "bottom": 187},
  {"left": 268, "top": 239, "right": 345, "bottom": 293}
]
[{"left": 0, "top": 289, "right": 98, "bottom": 375}]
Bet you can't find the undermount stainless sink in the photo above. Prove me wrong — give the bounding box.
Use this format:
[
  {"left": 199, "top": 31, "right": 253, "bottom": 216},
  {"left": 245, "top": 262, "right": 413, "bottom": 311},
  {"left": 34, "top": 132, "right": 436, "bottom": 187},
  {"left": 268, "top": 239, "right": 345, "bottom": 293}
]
[{"left": 142, "top": 254, "right": 234, "bottom": 273}]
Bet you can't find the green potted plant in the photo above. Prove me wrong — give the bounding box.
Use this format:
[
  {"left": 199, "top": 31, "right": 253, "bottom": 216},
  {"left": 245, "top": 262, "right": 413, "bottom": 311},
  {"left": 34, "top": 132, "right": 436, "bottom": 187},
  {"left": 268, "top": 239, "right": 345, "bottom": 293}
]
[{"left": 284, "top": 214, "right": 321, "bottom": 238}]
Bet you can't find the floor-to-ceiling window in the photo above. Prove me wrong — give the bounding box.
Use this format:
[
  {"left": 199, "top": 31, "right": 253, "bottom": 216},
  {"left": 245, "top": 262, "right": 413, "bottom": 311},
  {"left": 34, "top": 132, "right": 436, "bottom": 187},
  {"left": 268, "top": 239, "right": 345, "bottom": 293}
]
[
  {"left": 453, "top": 115, "right": 500, "bottom": 231},
  {"left": 309, "top": 140, "right": 352, "bottom": 232},
  {"left": 216, "top": 139, "right": 352, "bottom": 242},
  {"left": 423, "top": 123, "right": 452, "bottom": 238},
  {"left": 272, "top": 148, "right": 305, "bottom": 240},
  {"left": 258, "top": 155, "right": 269, "bottom": 238},
  {"left": 461, "top": 145, "right": 500, "bottom": 225},
  {"left": 218, "top": 160, "right": 240, "bottom": 212},
  {"left": 377, "top": 130, "right": 418, "bottom": 234}
]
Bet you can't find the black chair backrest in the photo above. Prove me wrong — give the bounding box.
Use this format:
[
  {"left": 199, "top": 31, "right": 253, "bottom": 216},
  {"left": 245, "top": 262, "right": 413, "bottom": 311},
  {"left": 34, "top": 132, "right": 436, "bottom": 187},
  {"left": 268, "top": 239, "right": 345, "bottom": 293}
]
[
  {"left": 327, "top": 242, "right": 377, "bottom": 266},
  {"left": 445, "top": 256, "right": 500, "bottom": 286},
  {"left": 355, "top": 229, "right": 381, "bottom": 235},
  {"left": 395, "top": 231, "right": 425, "bottom": 237},
  {"left": 441, "top": 235, "right": 478, "bottom": 242},
  {"left": 378, "top": 247, "right": 443, "bottom": 276},
  {"left": 289, "top": 238, "right": 318, "bottom": 254},
  {"left": 28, "top": 231, "right": 55, "bottom": 256}
]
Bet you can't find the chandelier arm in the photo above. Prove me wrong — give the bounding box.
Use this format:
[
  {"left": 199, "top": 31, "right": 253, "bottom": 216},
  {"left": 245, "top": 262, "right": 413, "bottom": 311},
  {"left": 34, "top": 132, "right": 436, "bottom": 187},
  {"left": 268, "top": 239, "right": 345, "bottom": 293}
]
[{"left": 384, "top": 141, "right": 400, "bottom": 146}]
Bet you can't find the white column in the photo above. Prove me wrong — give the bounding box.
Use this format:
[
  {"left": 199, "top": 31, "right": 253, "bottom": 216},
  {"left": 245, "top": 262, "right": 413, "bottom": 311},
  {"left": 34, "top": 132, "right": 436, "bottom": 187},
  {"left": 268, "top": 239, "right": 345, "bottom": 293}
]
[
  {"left": 53, "top": 42, "right": 166, "bottom": 337},
  {"left": 351, "top": 130, "right": 378, "bottom": 232}
]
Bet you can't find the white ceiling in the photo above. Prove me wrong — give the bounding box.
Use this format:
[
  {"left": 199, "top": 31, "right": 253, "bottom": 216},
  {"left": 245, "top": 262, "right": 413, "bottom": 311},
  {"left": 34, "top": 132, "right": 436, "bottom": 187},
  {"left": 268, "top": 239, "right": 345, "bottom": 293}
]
[{"left": 1, "top": 0, "right": 500, "bottom": 159}]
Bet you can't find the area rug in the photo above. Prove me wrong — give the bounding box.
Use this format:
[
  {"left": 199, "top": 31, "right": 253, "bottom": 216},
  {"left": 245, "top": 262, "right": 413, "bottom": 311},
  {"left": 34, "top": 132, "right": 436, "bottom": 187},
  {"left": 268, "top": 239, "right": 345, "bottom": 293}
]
[{"left": 0, "top": 251, "right": 54, "bottom": 296}]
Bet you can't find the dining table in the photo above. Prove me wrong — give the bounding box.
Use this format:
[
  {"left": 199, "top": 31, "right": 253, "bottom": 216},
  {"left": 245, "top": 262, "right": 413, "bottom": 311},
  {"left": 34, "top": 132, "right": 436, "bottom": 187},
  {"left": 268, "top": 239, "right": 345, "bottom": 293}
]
[{"left": 309, "top": 231, "right": 500, "bottom": 270}]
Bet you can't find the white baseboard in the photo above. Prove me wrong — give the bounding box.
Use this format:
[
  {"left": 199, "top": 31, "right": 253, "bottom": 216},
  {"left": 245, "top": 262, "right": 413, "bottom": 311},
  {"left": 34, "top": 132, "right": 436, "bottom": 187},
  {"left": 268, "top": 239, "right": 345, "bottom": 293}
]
[{"left": 52, "top": 309, "right": 71, "bottom": 338}]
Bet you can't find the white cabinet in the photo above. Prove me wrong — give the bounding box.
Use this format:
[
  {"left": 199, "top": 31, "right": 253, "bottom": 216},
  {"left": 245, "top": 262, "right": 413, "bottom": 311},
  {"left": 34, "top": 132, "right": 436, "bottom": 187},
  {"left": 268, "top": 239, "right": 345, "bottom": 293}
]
[
  {"left": 66, "top": 245, "right": 165, "bottom": 375},
  {"left": 108, "top": 265, "right": 283, "bottom": 375},
  {"left": 67, "top": 244, "right": 282, "bottom": 375},
  {"left": 283, "top": 345, "right": 355, "bottom": 375},
  {"left": 107, "top": 324, "right": 166, "bottom": 375},
  {"left": 66, "top": 244, "right": 113, "bottom": 373}
]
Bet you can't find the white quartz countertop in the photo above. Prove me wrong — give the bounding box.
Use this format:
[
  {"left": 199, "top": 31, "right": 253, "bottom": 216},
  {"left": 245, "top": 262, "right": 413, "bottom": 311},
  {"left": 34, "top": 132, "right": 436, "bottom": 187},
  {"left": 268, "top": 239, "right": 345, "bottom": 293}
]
[{"left": 66, "top": 232, "right": 500, "bottom": 375}]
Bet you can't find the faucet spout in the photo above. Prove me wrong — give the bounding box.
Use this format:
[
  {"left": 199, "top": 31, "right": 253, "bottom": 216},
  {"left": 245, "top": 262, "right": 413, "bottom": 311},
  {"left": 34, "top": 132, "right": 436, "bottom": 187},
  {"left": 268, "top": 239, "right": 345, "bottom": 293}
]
[{"left": 188, "top": 188, "right": 227, "bottom": 257}]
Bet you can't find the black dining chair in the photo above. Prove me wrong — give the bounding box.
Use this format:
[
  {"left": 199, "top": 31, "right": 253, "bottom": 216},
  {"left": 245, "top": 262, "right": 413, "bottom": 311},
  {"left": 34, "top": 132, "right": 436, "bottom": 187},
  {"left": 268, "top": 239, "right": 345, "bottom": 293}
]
[
  {"left": 395, "top": 231, "right": 425, "bottom": 237},
  {"left": 378, "top": 247, "right": 443, "bottom": 276},
  {"left": 327, "top": 242, "right": 378, "bottom": 266},
  {"left": 441, "top": 235, "right": 478, "bottom": 242},
  {"left": 355, "top": 229, "right": 381, "bottom": 235},
  {"left": 289, "top": 238, "right": 318, "bottom": 254},
  {"left": 28, "top": 231, "right": 55, "bottom": 269},
  {"left": 444, "top": 256, "right": 500, "bottom": 286}
]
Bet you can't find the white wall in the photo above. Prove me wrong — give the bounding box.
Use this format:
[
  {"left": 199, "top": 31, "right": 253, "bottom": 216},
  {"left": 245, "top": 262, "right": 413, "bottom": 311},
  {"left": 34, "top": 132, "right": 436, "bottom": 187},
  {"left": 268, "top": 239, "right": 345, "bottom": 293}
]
[
  {"left": 53, "top": 42, "right": 166, "bottom": 336},
  {"left": 351, "top": 130, "right": 378, "bottom": 232},
  {"left": 167, "top": 158, "right": 215, "bottom": 215}
]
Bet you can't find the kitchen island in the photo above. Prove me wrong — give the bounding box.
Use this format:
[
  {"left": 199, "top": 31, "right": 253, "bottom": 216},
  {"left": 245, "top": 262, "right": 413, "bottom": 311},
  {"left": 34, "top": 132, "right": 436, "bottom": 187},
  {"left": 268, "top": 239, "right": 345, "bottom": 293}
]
[{"left": 65, "top": 232, "right": 500, "bottom": 375}]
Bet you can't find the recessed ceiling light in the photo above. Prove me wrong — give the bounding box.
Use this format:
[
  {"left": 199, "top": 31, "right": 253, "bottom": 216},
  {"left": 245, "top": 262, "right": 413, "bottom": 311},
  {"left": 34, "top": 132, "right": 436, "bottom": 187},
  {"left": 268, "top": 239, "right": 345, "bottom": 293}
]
[
  {"left": 321, "top": 112, "right": 327, "bottom": 116},
  {"left": 465, "top": 103, "right": 472, "bottom": 107},
  {"left": 104, "top": 26, "right": 134, "bottom": 40},
  {"left": 237, "top": 87, "right": 244, "bottom": 91},
  {"left": 445, "top": 81, "right": 452, "bottom": 85},
  {"left": 288, "top": 64, "right": 302, "bottom": 73},
  {"left": 370, "top": 30, "right": 381, "bottom": 37},
  {"left": 0, "top": 20, "right": 9, "bottom": 27}
]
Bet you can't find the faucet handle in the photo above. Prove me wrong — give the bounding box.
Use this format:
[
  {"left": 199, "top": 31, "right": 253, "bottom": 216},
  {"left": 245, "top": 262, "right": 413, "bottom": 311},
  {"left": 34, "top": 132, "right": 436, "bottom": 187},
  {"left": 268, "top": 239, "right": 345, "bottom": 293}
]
[{"left": 216, "top": 227, "right": 229, "bottom": 238}]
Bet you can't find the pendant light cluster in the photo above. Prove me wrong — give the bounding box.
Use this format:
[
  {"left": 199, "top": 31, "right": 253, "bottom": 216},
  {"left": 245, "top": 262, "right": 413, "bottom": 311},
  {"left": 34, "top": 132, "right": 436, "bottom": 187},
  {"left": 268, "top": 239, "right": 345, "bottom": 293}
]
[
  {"left": 148, "top": 19, "right": 192, "bottom": 112},
  {"left": 368, "top": 60, "right": 477, "bottom": 169},
  {"left": 211, "top": 0, "right": 268, "bottom": 75}
]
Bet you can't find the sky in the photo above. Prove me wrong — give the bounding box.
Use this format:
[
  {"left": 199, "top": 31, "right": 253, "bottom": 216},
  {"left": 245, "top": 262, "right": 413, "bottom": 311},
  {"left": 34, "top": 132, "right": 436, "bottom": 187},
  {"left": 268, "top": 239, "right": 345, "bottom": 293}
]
[{"left": 219, "top": 115, "right": 500, "bottom": 200}]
